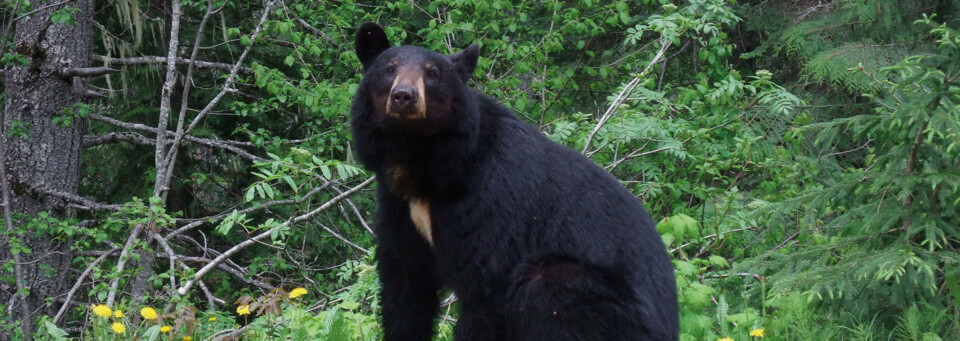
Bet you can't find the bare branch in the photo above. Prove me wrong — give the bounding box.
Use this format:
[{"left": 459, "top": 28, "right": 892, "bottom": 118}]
[
  {"left": 159, "top": 0, "right": 226, "bottom": 201},
  {"left": 331, "top": 186, "right": 374, "bottom": 236},
  {"left": 197, "top": 280, "right": 223, "bottom": 311},
  {"left": 88, "top": 114, "right": 266, "bottom": 162},
  {"left": 315, "top": 220, "right": 370, "bottom": 254},
  {"left": 284, "top": 7, "right": 343, "bottom": 49},
  {"left": 105, "top": 223, "right": 144, "bottom": 306},
  {"left": 91, "top": 55, "right": 251, "bottom": 73},
  {"left": 159, "top": 0, "right": 278, "bottom": 198},
  {"left": 166, "top": 180, "right": 334, "bottom": 240},
  {"left": 79, "top": 248, "right": 275, "bottom": 293},
  {"left": 344, "top": 197, "right": 374, "bottom": 236},
  {"left": 53, "top": 248, "right": 121, "bottom": 325},
  {"left": 60, "top": 66, "right": 119, "bottom": 77},
  {"left": 582, "top": 38, "right": 672, "bottom": 155},
  {"left": 152, "top": 234, "right": 179, "bottom": 295},
  {"left": 83, "top": 89, "right": 107, "bottom": 98},
  {"left": 176, "top": 176, "right": 374, "bottom": 296},
  {"left": 152, "top": 234, "right": 225, "bottom": 310},
  {"left": 605, "top": 145, "right": 675, "bottom": 171},
  {"left": 180, "top": 256, "right": 276, "bottom": 291},
  {"left": 153, "top": 0, "right": 185, "bottom": 196},
  {"left": 83, "top": 132, "right": 154, "bottom": 147},
  {"left": 31, "top": 186, "right": 126, "bottom": 211}
]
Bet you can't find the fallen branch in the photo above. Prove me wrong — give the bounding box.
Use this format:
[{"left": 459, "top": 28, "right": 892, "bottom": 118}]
[{"left": 152, "top": 235, "right": 179, "bottom": 295}]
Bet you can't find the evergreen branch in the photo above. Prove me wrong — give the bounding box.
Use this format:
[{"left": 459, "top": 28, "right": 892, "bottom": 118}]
[{"left": 901, "top": 122, "right": 927, "bottom": 231}]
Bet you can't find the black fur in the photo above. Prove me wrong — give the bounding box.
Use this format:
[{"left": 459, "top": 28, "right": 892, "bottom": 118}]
[{"left": 350, "top": 22, "right": 678, "bottom": 341}]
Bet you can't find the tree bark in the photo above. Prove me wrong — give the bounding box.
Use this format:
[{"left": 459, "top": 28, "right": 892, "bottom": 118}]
[{"left": 1, "top": 0, "right": 93, "bottom": 335}]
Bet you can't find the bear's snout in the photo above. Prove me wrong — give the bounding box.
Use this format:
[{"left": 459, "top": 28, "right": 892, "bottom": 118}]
[
  {"left": 389, "top": 86, "right": 419, "bottom": 115},
  {"left": 385, "top": 64, "right": 428, "bottom": 119}
]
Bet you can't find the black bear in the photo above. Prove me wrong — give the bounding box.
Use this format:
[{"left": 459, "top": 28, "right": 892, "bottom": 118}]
[{"left": 351, "top": 22, "right": 678, "bottom": 341}]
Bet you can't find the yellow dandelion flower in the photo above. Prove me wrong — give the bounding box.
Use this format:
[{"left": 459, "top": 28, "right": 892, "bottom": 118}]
[
  {"left": 719, "top": 338, "right": 734, "bottom": 341},
  {"left": 289, "top": 287, "right": 309, "bottom": 299},
  {"left": 237, "top": 304, "right": 251, "bottom": 316},
  {"left": 114, "top": 310, "right": 123, "bottom": 318},
  {"left": 160, "top": 326, "right": 172, "bottom": 333},
  {"left": 183, "top": 337, "right": 193, "bottom": 341},
  {"left": 140, "top": 306, "right": 158, "bottom": 320},
  {"left": 750, "top": 328, "right": 765, "bottom": 338},
  {"left": 111, "top": 322, "right": 126, "bottom": 334},
  {"left": 208, "top": 316, "right": 217, "bottom": 322},
  {"left": 92, "top": 304, "right": 112, "bottom": 318}
]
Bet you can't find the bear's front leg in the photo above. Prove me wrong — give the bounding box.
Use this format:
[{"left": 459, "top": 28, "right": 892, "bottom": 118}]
[{"left": 374, "top": 190, "right": 440, "bottom": 341}]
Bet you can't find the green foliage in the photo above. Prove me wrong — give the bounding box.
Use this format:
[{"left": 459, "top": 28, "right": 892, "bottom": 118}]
[
  {"left": 49, "top": 6, "right": 79, "bottom": 26},
  {"left": 742, "top": 16, "right": 960, "bottom": 320},
  {"left": 53, "top": 102, "right": 91, "bottom": 127},
  {"left": 6, "top": 120, "right": 29, "bottom": 139}
]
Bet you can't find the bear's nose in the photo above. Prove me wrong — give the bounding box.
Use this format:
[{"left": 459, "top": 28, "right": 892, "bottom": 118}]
[{"left": 390, "top": 86, "right": 418, "bottom": 113}]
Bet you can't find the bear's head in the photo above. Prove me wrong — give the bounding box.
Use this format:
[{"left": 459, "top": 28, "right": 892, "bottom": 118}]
[{"left": 353, "top": 22, "right": 479, "bottom": 135}]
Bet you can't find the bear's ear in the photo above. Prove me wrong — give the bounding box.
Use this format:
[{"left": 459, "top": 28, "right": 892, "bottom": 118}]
[
  {"left": 450, "top": 43, "right": 480, "bottom": 83},
  {"left": 355, "top": 22, "right": 391, "bottom": 69}
]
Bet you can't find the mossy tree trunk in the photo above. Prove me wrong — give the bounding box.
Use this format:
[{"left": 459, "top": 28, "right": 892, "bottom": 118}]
[{"left": 0, "top": 0, "right": 93, "bottom": 337}]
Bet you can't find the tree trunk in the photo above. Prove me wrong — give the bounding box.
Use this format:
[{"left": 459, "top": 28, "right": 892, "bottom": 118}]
[{"left": 1, "top": 0, "right": 93, "bottom": 336}]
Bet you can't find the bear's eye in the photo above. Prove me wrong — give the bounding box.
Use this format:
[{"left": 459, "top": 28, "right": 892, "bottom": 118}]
[
  {"left": 385, "top": 66, "right": 396, "bottom": 75},
  {"left": 426, "top": 68, "right": 439, "bottom": 79}
]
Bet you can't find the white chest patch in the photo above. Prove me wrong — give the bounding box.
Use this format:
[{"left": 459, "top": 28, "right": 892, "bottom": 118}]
[{"left": 408, "top": 199, "right": 433, "bottom": 246}]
